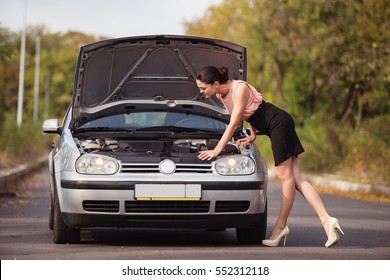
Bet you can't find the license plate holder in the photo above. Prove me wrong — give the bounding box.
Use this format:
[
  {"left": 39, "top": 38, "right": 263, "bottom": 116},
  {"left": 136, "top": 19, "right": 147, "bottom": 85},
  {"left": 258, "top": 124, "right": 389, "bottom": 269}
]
[{"left": 135, "top": 184, "right": 201, "bottom": 200}]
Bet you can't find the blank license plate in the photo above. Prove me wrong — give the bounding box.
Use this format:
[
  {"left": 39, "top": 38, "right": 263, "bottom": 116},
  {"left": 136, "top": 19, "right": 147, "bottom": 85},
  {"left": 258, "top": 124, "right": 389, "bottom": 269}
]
[{"left": 135, "top": 184, "right": 201, "bottom": 200}]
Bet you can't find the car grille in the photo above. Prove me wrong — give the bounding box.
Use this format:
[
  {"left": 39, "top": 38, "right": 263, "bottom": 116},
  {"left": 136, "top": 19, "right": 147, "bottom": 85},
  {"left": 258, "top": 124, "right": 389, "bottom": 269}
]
[
  {"left": 81, "top": 200, "right": 249, "bottom": 214},
  {"left": 215, "top": 201, "right": 250, "bottom": 213},
  {"left": 120, "top": 163, "right": 213, "bottom": 173},
  {"left": 82, "top": 200, "right": 120, "bottom": 213},
  {"left": 125, "top": 200, "right": 210, "bottom": 213}
]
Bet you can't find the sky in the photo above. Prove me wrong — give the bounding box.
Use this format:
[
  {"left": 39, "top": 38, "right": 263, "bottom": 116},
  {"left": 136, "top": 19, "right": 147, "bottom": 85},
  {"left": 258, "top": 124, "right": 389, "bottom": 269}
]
[{"left": 0, "top": 0, "right": 222, "bottom": 38}]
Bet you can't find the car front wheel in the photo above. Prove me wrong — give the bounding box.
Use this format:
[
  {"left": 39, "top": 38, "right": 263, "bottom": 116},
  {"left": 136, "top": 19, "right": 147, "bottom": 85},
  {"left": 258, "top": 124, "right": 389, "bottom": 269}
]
[
  {"left": 53, "top": 190, "right": 80, "bottom": 244},
  {"left": 236, "top": 202, "right": 267, "bottom": 244},
  {"left": 49, "top": 194, "right": 54, "bottom": 230}
]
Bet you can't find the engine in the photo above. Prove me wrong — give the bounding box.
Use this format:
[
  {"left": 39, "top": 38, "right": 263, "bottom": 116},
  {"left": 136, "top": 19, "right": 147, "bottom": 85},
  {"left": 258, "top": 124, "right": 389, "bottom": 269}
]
[{"left": 77, "top": 138, "right": 241, "bottom": 164}]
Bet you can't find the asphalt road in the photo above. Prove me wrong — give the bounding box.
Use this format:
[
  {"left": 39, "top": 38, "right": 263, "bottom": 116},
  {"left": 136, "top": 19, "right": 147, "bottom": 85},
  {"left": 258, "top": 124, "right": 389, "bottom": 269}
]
[{"left": 0, "top": 166, "right": 389, "bottom": 260}]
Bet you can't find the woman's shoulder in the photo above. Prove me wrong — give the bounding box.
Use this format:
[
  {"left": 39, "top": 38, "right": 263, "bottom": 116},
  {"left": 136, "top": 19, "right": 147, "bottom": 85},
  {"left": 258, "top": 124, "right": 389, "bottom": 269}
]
[{"left": 232, "top": 80, "right": 248, "bottom": 89}]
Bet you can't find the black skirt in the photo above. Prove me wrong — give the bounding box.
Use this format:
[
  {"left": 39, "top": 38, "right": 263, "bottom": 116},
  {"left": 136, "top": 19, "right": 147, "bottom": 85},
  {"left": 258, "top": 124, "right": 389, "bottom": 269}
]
[{"left": 246, "top": 101, "right": 304, "bottom": 166}]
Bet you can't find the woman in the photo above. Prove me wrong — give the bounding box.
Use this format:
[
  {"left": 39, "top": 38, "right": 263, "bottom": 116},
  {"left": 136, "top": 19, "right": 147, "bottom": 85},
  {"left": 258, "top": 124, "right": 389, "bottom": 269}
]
[{"left": 196, "top": 66, "right": 344, "bottom": 247}]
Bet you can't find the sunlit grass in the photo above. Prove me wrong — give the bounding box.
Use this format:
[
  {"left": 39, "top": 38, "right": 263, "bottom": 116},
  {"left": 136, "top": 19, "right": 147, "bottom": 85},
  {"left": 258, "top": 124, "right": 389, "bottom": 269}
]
[
  {"left": 0, "top": 115, "right": 52, "bottom": 170},
  {"left": 314, "top": 184, "right": 390, "bottom": 204}
]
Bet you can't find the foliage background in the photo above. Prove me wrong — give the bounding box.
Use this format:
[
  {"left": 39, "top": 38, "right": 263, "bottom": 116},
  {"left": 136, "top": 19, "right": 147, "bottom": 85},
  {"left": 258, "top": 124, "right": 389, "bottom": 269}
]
[{"left": 0, "top": 0, "right": 389, "bottom": 184}]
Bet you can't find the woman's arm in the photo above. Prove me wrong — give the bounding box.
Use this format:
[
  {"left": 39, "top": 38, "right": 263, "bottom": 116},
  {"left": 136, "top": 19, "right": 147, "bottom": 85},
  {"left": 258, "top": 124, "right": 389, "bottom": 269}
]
[
  {"left": 198, "top": 83, "right": 250, "bottom": 161},
  {"left": 236, "top": 123, "right": 257, "bottom": 146}
]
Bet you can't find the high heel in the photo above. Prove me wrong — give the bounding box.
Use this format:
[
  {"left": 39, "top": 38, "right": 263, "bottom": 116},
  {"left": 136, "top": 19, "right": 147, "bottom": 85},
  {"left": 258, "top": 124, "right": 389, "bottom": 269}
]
[
  {"left": 262, "top": 226, "right": 290, "bottom": 247},
  {"left": 325, "top": 217, "right": 344, "bottom": 248}
]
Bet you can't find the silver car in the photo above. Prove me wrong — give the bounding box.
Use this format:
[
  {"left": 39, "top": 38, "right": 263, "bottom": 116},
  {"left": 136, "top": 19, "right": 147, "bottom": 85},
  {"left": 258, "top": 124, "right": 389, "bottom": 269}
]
[{"left": 42, "top": 35, "right": 268, "bottom": 244}]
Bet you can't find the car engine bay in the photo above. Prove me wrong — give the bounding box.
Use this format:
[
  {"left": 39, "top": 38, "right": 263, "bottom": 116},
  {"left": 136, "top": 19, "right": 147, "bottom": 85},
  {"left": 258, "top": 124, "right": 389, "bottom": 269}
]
[{"left": 75, "top": 137, "right": 243, "bottom": 164}]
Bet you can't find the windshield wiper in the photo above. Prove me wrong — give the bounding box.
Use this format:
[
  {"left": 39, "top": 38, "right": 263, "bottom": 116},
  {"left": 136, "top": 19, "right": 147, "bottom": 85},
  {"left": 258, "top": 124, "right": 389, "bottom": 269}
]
[
  {"left": 133, "top": 126, "right": 221, "bottom": 134},
  {"left": 75, "top": 127, "right": 132, "bottom": 133}
]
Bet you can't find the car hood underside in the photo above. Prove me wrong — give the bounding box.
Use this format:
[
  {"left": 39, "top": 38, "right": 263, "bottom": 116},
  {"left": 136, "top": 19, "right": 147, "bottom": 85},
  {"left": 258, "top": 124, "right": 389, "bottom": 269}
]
[{"left": 71, "top": 35, "right": 246, "bottom": 129}]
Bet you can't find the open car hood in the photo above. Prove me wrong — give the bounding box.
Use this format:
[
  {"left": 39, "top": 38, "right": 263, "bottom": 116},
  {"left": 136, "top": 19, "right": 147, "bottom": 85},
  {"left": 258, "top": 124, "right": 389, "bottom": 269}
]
[{"left": 71, "top": 35, "right": 246, "bottom": 129}]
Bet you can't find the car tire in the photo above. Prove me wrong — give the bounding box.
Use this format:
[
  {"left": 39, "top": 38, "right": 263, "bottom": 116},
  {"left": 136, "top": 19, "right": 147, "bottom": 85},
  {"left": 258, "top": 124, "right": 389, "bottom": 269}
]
[
  {"left": 236, "top": 202, "right": 267, "bottom": 244},
  {"left": 49, "top": 193, "right": 54, "bottom": 230},
  {"left": 53, "top": 190, "right": 80, "bottom": 244}
]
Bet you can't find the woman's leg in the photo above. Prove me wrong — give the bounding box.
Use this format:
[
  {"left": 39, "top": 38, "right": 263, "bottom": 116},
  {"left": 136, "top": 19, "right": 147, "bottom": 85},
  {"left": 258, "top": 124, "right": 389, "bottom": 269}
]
[
  {"left": 291, "top": 156, "right": 331, "bottom": 236},
  {"left": 268, "top": 157, "right": 296, "bottom": 240}
]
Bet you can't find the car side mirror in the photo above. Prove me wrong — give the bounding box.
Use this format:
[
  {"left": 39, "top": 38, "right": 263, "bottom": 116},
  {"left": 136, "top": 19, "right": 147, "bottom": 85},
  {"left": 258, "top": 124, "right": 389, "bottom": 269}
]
[{"left": 42, "top": 119, "right": 63, "bottom": 135}]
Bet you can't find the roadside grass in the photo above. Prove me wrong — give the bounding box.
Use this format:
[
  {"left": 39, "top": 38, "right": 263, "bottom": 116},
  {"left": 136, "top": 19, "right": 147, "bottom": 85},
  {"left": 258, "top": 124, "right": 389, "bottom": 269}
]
[
  {"left": 255, "top": 122, "right": 390, "bottom": 204},
  {"left": 312, "top": 184, "right": 390, "bottom": 204},
  {"left": 295, "top": 117, "right": 390, "bottom": 186},
  {"left": 0, "top": 115, "right": 52, "bottom": 171}
]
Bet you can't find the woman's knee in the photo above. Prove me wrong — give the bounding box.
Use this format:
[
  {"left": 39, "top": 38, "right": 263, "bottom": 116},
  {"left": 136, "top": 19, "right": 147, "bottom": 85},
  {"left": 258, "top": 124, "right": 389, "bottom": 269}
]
[
  {"left": 291, "top": 156, "right": 306, "bottom": 188},
  {"left": 275, "top": 162, "right": 294, "bottom": 185},
  {"left": 276, "top": 170, "right": 291, "bottom": 182}
]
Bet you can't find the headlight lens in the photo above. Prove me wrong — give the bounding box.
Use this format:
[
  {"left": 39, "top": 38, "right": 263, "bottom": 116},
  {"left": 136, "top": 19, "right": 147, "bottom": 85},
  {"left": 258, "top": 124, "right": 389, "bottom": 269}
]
[
  {"left": 76, "top": 154, "right": 119, "bottom": 175},
  {"left": 215, "top": 155, "right": 255, "bottom": 175}
]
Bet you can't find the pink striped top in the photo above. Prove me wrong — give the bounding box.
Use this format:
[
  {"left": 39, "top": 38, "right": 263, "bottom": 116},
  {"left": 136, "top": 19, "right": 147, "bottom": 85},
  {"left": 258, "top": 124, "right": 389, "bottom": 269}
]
[{"left": 217, "top": 80, "right": 263, "bottom": 120}]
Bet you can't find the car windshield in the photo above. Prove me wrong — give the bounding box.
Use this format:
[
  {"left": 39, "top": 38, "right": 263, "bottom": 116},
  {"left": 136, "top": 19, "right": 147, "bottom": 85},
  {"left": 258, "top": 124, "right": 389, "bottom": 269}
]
[{"left": 76, "top": 112, "right": 227, "bottom": 132}]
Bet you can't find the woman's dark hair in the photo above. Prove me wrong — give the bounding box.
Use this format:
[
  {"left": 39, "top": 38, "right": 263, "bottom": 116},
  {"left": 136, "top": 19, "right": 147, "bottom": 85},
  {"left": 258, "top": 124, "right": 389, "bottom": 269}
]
[{"left": 196, "top": 66, "right": 229, "bottom": 84}]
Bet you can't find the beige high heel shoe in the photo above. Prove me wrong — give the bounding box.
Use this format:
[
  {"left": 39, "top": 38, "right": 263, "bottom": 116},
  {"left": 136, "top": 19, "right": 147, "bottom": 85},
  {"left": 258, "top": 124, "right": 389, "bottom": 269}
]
[
  {"left": 325, "top": 217, "right": 344, "bottom": 248},
  {"left": 262, "top": 226, "right": 290, "bottom": 247}
]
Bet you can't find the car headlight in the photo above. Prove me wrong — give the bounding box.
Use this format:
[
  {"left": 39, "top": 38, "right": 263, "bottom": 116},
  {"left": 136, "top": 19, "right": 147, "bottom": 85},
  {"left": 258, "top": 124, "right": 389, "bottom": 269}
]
[
  {"left": 75, "top": 154, "right": 119, "bottom": 175},
  {"left": 215, "top": 155, "right": 255, "bottom": 175}
]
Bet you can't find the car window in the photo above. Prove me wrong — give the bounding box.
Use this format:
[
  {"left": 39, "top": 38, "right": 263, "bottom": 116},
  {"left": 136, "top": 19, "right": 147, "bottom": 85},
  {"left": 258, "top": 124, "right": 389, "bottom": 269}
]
[{"left": 78, "top": 112, "right": 227, "bottom": 130}]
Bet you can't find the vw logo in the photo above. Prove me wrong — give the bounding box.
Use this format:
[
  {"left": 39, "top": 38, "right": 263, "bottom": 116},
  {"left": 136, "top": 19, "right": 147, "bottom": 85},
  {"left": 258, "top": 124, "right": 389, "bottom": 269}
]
[{"left": 159, "top": 159, "right": 176, "bottom": 175}]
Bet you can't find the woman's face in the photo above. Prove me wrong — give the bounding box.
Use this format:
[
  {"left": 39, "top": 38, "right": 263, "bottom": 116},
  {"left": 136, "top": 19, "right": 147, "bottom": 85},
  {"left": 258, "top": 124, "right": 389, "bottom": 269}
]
[{"left": 196, "top": 80, "right": 216, "bottom": 99}]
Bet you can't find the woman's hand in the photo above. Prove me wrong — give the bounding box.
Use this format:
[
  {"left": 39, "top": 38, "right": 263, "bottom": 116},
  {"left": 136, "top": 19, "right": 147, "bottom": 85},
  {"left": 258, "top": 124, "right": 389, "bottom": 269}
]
[
  {"left": 198, "top": 149, "right": 220, "bottom": 161},
  {"left": 236, "top": 123, "right": 257, "bottom": 146},
  {"left": 236, "top": 135, "right": 256, "bottom": 146}
]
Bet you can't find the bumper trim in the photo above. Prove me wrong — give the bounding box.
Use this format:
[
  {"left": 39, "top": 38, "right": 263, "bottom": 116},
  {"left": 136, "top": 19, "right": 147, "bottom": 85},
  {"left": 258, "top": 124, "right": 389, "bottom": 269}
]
[
  {"left": 62, "top": 212, "right": 266, "bottom": 229},
  {"left": 61, "top": 180, "right": 264, "bottom": 190}
]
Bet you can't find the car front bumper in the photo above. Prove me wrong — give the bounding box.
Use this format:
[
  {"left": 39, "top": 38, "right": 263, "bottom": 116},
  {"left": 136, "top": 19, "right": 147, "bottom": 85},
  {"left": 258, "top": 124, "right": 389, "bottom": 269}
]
[{"left": 58, "top": 179, "right": 266, "bottom": 229}]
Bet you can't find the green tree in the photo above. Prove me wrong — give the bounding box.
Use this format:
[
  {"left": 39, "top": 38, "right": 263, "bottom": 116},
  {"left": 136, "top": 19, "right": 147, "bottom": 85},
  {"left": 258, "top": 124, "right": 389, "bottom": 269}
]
[
  {"left": 185, "top": 0, "right": 390, "bottom": 183},
  {"left": 0, "top": 27, "right": 18, "bottom": 131},
  {"left": 0, "top": 26, "right": 102, "bottom": 169}
]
